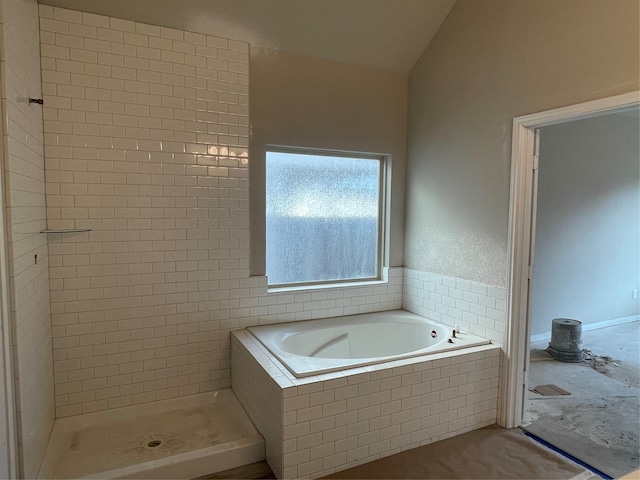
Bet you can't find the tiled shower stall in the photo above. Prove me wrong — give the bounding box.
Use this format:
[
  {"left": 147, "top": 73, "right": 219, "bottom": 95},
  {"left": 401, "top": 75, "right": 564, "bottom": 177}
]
[
  {"left": 39, "top": 5, "right": 253, "bottom": 418},
  {"left": 0, "top": 2, "right": 506, "bottom": 477}
]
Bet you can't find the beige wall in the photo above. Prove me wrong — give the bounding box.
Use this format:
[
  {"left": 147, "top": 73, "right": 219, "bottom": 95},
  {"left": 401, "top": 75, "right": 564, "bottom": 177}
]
[
  {"left": 0, "top": 0, "right": 55, "bottom": 476},
  {"left": 405, "top": 0, "right": 640, "bottom": 287},
  {"left": 249, "top": 52, "right": 408, "bottom": 275}
]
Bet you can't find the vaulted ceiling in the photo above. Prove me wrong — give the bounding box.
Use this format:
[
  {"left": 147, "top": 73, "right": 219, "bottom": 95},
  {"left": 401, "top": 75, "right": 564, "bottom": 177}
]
[{"left": 38, "top": 0, "right": 457, "bottom": 73}]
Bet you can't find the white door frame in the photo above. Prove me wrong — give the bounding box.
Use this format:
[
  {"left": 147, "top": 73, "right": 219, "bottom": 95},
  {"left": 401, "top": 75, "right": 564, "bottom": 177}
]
[{"left": 500, "top": 90, "right": 640, "bottom": 428}]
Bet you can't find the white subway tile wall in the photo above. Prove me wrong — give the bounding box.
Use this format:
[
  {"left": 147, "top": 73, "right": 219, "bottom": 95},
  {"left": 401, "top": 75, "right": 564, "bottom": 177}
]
[
  {"left": 39, "top": 5, "right": 403, "bottom": 418},
  {"left": 39, "top": 4, "right": 251, "bottom": 418},
  {"left": 402, "top": 269, "right": 506, "bottom": 345},
  {"left": 1, "top": 0, "right": 55, "bottom": 477},
  {"left": 232, "top": 330, "right": 501, "bottom": 479}
]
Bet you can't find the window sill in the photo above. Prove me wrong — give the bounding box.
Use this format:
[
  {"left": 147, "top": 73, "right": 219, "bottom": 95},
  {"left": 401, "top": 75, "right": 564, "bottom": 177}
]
[{"left": 267, "top": 278, "right": 388, "bottom": 294}]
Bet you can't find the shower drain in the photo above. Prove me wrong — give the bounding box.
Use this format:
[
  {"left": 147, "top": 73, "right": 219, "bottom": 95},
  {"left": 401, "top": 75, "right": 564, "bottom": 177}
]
[{"left": 144, "top": 438, "right": 164, "bottom": 449}]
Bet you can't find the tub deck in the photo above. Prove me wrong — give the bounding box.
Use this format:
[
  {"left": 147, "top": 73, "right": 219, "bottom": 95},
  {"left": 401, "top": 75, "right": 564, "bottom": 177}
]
[{"left": 232, "top": 323, "right": 501, "bottom": 479}]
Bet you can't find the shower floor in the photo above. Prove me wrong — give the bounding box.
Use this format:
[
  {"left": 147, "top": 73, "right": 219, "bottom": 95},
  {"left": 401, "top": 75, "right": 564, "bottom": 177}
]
[{"left": 39, "top": 390, "right": 264, "bottom": 479}]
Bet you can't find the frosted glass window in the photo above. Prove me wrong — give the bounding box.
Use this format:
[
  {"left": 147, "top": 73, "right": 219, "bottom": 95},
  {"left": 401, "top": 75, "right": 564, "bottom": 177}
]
[{"left": 266, "top": 150, "right": 383, "bottom": 286}]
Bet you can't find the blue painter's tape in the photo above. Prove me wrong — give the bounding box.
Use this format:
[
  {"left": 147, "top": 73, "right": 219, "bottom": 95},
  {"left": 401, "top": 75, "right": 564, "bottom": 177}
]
[{"left": 522, "top": 429, "right": 613, "bottom": 480}]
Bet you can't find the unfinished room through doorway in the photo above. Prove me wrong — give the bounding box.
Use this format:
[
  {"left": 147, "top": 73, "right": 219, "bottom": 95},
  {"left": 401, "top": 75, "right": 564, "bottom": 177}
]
[
  {"left": 502, "top": 93, "right": 640, "bottom": 476},
  {"left": 503, "top": 91, "right": 639, "bottom": 429},
  {"left": 522, "top": 108, "right": 639, "bottom": 478},
  {"left": 503, "top": 91, "right": 640, "bottom": 478}
]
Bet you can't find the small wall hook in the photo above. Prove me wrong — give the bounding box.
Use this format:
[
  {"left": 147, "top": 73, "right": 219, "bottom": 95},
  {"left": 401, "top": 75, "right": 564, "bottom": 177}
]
[{"left": 28, "top": 98, "right": 44, "bottom": 105}]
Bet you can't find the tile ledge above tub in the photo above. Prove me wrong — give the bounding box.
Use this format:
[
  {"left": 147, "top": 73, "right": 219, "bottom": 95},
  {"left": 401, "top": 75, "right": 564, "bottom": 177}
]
[{"left": 267, "top": 278, "right": 389, "bottom": 294}]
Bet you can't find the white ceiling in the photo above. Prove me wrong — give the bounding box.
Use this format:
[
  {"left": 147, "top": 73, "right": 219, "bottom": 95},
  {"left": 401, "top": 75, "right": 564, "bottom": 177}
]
[{"left": 38, "top": 0, "right": 457, "bottom": 73}]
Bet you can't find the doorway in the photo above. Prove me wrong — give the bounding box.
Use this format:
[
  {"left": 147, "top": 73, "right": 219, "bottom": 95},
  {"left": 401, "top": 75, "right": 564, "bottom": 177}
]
[
  {"left": 501, "top": 91, "right": 640, "bottom": 466},
  {"left": 522, "top": 110, "right": 639, "bottom": 478}
]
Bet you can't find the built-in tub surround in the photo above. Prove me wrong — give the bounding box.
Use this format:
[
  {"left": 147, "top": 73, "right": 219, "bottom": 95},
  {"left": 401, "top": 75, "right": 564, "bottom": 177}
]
[
  {"left": 232, "top": 317, "right": 500, "bottom": 479},
  {"left": 249, "top": 310, "right": 490, "bottom": 377},
  {"left": 402, "top": 269, "right": 506, "bottom": 345}
]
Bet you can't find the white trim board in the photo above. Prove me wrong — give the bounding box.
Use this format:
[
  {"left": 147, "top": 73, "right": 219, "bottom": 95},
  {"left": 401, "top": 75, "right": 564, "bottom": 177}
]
[
  {"left": 530, "top": 315, "right": 640, "bottom": 343},
  {"left": 0, "top": 78, "right": 19, "bottom": 480}
]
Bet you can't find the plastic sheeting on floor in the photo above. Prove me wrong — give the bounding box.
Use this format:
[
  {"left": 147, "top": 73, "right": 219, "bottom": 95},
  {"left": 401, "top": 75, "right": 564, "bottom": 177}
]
[{"left": 322, "top": 425, "right": 598, "bottom": 479}]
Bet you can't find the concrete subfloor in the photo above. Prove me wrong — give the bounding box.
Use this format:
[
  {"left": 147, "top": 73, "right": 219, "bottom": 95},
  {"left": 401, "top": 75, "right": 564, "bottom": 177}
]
[{"left": 523, "top": 321, "right": 640, "bottom": 479}]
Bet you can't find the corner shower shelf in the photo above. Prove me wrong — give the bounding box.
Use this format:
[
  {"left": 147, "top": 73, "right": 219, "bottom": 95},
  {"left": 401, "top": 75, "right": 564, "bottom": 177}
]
[{"left": 40, "top": 229, "right": 91, "bottom": 234}]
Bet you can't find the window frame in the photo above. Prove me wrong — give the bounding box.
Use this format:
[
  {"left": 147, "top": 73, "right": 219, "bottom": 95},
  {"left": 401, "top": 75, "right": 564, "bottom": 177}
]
[{"left": 265, "top": 145, "right": 389, "bottom": 290}]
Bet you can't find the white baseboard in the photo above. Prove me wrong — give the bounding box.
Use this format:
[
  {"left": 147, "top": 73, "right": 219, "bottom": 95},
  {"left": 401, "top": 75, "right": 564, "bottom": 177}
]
[{"left": 530, "top": 314, "right": 640, "bottom": 343}]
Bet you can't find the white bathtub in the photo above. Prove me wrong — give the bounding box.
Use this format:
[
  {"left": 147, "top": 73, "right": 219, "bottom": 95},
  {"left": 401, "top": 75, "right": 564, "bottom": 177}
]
[{"left": 248, "top": 309, "right": 491, "bottom": 377}]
